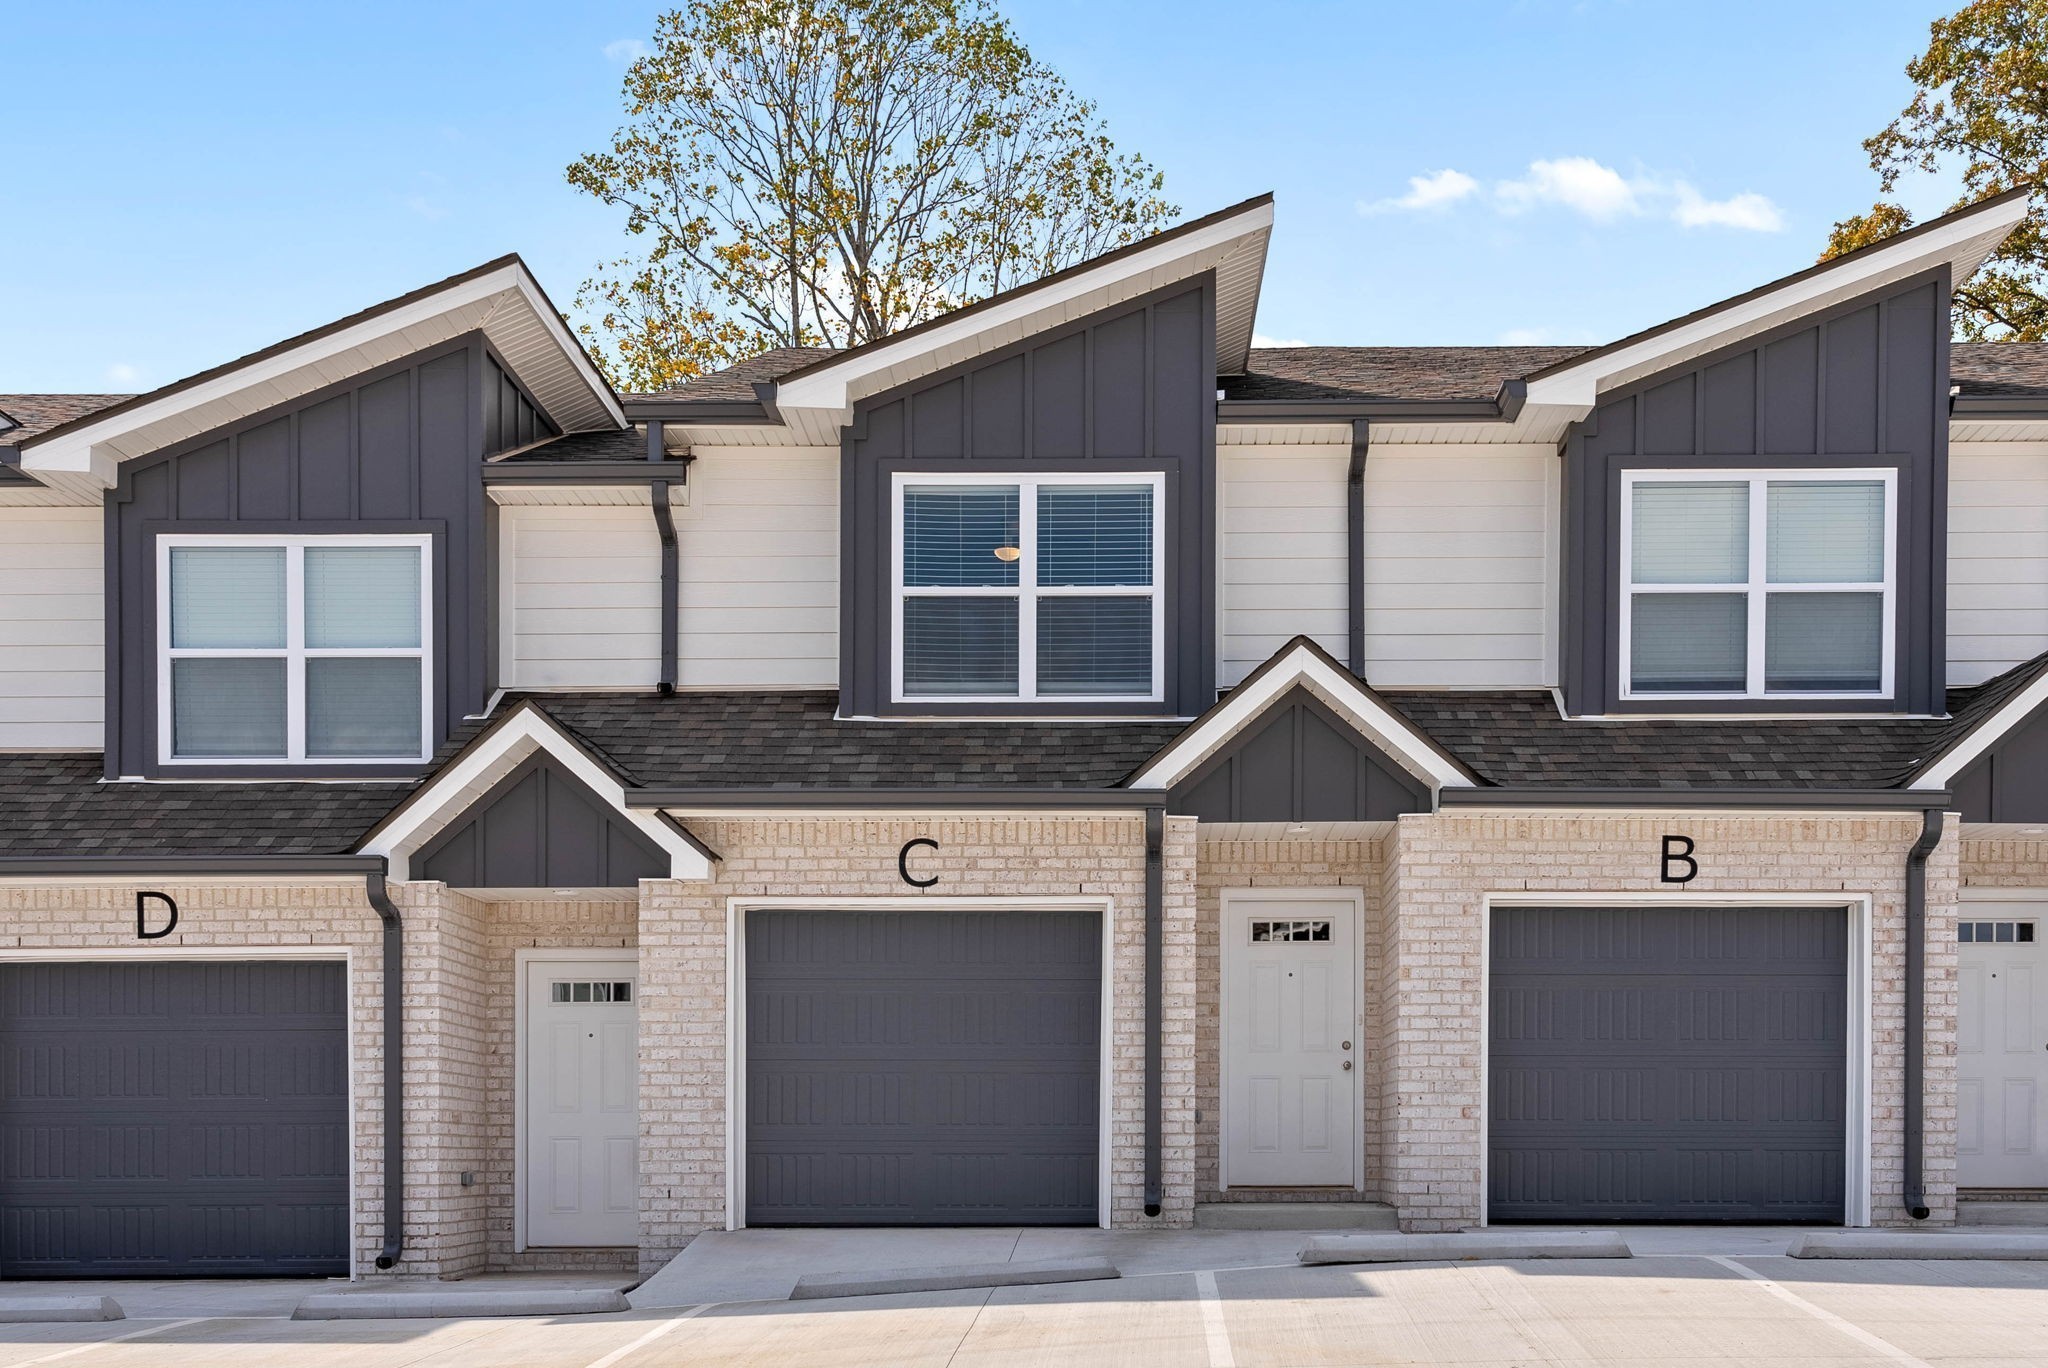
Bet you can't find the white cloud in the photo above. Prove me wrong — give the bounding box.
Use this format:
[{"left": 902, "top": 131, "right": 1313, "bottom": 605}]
[
  {"left": 603, "top": 38, "right": 651, "bottom": 64},
  {"left": 1496, "top": 156, "right": 1642, "bottom": 220},
  {"left": 1252, "top": 333, "right": 1310, "bottom": 349},
  {"left": 1671, "top": 183, "right": 1784, "bottom": 232},
  {"left": 104, "top": 363, "right": 142, "bottom": 386},
  {"left": 1365, "top": 156, "right": 1783, "bottom": 234},
  {"left": 1363, "top": 168, "right": 1480, "bottom": 216}
]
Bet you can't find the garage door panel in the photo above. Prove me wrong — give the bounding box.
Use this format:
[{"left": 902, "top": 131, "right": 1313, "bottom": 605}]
[
  {"left": 0, "top": 962, "right": 349, "bottom": 1278},
  {"left": 1491, "top": 906, "right": 1847, "bottom": 1223},
  {"left": 746, "top": 909, "right": 1100, "bottom": 1225}
]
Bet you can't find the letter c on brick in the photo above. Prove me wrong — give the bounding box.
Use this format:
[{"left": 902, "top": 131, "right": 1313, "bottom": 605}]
[{"left": 898, "top": 838, "right": 940, "bottom": 889}]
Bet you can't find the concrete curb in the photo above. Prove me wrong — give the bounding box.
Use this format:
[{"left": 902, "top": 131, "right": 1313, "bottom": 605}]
[
  {"left": 790, "top": 1256, "right": 1121, "bottom": 1300},
  {"left": 1300, "top": 1231, "right": 1632, "bottom": 1265},
  {"left": 0, "top": 1296, "right": 124, "bottom": 1323},
  {"left": 1789, "top": 1231, "right": 2048, "bottom": 1260},
  {"left": 292, "top": 1289, "right": 630, "bottom": 1320}
]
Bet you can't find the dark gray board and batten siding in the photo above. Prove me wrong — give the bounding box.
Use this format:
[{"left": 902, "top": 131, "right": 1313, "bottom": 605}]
[
  {"left": 1489, "top": 905, "right": 1848, "bottom": 1224},
  {"left": 1951, "top": 707, "right": 2048, "bottom": 822},
  {"left": 413, "top": 752, "right": 668, "bottom": 888},
  {"left": 840, "top": 277, "right": 1218, "bottom": 718},
  {"left": 1560, "top": 270, "right": 1951, "bottom": 717},
  {"left": 1171, "top": 687, "right": 1429, "bottom": 822},
  {"left": 745, "top": 907, "right": 1101, "bottom": 1225},
  {"left": 107, "top": 336, "right": 507, "bottom": 778}
]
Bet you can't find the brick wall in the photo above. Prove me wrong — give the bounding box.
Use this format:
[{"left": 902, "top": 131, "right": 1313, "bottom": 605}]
[
  {"left": 1382, "top": 811, "right": 1961, "bottom": 1231},
  {"left": 1191, "top": 834, "right": 1384, "bottom": 1203},
  {"left": 633, "top": 814, "right": 1199, "bottom": 1270}
]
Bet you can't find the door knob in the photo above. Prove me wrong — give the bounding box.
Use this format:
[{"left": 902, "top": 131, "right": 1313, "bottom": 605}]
[
  {"left": 1342, "top": 1041, "right": 1353, "bottom": 1051},
  {"left": 1342, "top": 1061, "right": 1353, "bottom": 1071}
]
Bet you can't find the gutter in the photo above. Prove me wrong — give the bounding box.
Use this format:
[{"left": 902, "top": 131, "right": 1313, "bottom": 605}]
[
  {"left": 650, "top": 480, "right": 679, "bottom": 695},
  {"left": 628, "top": 787, "right": 1169, "bottom": 810},
  {"left": 621, "top": 398, "right": 776, "bottom": 424},
  {"left": 1436, "top": 787, "right": 1954, "bottom": 812},
  {"left": 1216, "top": 380, "right": 1528, "bottom": 428},
  {"left": 1347, "top": 422, "right": 1367, "bottom": 675},
  {"left": 1949, "top": 393, "right": 2048, "bottom": 420},
  {"left": 1143, "top": 805, "right": 1164, "bottom": 1218},
  {"left": 481, "top": 461, "right": 690, "bottom": 485},
  {"left": 0, "top": 854, "right": 387, "bottom": 877},
  {"left": 1903, "top": 808, "right": 1944, "bottom": 1222},
  {"left": 365, "top": 869, "right": 407, "bottom": 1269}
]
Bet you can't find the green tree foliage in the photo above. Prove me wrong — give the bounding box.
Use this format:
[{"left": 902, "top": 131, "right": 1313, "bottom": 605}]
[
  {"left": 568, "top": 0, "right": 1178, "bottom": 390},
  {"left": 1824, "top": 0, "right": 2048, "bottom": 339}
]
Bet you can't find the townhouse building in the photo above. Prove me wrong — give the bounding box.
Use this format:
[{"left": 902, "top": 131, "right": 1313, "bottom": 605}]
[{"left": 2, "top": 189, "right": 2047, "bottom": 1277}]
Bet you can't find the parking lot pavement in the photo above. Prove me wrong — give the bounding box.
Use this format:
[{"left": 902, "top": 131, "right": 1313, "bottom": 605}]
[{"left": 4, "top": 1244, "right": 2047, "bottom": 1368}]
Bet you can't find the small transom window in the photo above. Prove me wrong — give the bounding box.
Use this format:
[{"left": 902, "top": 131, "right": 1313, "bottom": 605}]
[
  {"left": 157, "top": 535, "right": 431, "bottom": 764},
  {"left": 1621, "top": 471, "right": 1895, "bottom": 700},
  {"left": 1959, "top": 921, "right": 2036, "bottom": 943},
  {"left": 892, "top": 473, "right": 1163, "bottom": 703},
  {"left": 1251, "top": 919, "right": 1331, "bottom": 943},
  {"left": 551, "top": 980, "right": 634, "bottom": 1002}
]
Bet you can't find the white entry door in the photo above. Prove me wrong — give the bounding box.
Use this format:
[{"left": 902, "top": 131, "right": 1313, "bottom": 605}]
[
  {"left": 1958, "top": 902, "right": 2048, "bottom": 1189},
  {"left": 1224, "top": 893, "right": 1360, "bottom": 1187},
  {"left": 524, "top": 956, "right": 639, "bottom": 1246}
]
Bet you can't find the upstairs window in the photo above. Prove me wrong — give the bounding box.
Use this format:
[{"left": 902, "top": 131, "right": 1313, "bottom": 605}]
[
  {"left": 1621, "top": 470, "right": 1894, "bottom": 700},
  {"left": 893, "top": 473, "right": 1162, "bottom": 703},
  {"left": 158, "top": 534, "right": 432, "bottom": 764}
]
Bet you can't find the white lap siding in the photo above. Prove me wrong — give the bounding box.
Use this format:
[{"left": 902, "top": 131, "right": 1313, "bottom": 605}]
[
  {"left": 1219, "top": 441, "right": 1555, "bottom": 689},
  {"left": 0, "top": 507, "right": 103, "bottom": 749},
  {"left": 1948, "top": 441, "right": 2048, "bottom": 686},
  {"left": 498, "top": 446, "right": 839, "bottom": 691}
]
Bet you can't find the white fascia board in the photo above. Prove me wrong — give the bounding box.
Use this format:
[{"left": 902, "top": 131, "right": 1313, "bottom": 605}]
[
  {"left": 358, "top": 706, "right": 713, "bottom": 882},
  {"left": 1912, "top": 668, "right": 2048, "bottom": 789},
  {"left": 1524, "top": 195, "right": 2028, "bottom": 412},
  {"left": 1126, "top": 643, "right": 1473, "bottom": 793},
  {"left": 772, "top": 200, "right": 1276, "bottom": 417},
  {"left": 23, "top": 261, "right": 623, "bottom": 486}
]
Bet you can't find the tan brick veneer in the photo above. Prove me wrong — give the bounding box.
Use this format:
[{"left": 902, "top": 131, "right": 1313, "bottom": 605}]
[{"left": 633, "top": 814, "right": 1199, "bottom": 1270}]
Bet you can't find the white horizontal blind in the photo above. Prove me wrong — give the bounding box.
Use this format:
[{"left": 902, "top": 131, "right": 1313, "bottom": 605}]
[{"left": 895, "top": 473, "right": 1161, "bottom": 702}]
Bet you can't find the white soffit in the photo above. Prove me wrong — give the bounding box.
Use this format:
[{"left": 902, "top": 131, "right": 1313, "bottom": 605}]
[
  {"left": 1126, "top": 639, "right": 1475, "bottom": 794},
  {"left": 357, "top": 705, "right": 713, "bottom": 882},
  {"left": 20, "top": 259, "right": 624, "bottom": 489},
  {"left": 1520, "top": 192, "right": 2029, "bottom": 419},
  {"left": 769, "top": 198, "right": 1275, "bottom": 435}
]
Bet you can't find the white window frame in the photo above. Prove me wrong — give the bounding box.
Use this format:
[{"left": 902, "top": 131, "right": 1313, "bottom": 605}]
[
  {"left": 1618, "top": 468, "right": 1897, "bottom": 702},
  {"left": 155, "top": 532, "right": 434, "bottom": 766},
  {"left": 890, "top": 471, "right": 1166, "bottom": 705}
]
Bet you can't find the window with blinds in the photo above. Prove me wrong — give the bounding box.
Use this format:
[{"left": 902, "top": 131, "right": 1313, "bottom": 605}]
[
  {"left": 895, "top": 474, "right": 1161, "bottom": 702},
  {"left": 158, "top": 535, "right": 431, "bottom": 763},
  {"left": 1621, "top": 471, "right": 1893, "bottom": 699}
]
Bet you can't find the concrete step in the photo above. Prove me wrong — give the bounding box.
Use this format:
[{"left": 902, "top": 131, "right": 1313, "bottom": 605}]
[
  {"left": 294, "top": 1288, "right": 630, "bottom": 1320},
  {"left": 791, "top": 1256, "right": 1119, "bottom": 1301},
  {"left": 1790, "top": 1230, "right": 2048, "bottom": 1260},
  {"left": 0, "top": 1296, "right": 123, "bottom": 1323},
  {"left": 1301, "top": 1231, "right": 1630, "bottom": 1265},
  {"left": 1957, "top": 1200, "right": 2048, "bottom": 1227},
  {"left": 1194, "top": 1201, "right": 1399, "bottom": 1231}
]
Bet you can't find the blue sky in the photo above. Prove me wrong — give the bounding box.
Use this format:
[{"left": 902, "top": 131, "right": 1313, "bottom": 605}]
[{"left": 0, "top": 0, "right": 1969, "bottom": 393}]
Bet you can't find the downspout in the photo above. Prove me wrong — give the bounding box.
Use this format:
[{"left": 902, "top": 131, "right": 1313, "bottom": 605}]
[
  {"left": 365, "top": 869, "right": 406, "bottom": 1269},
  {"left": 651, "top": 480, "right": 679, "bottom": 696},
  {"left": 1903, "top": 807, "right": 1944, "bottom": 1221},
  {"left": 1347, "top": 420, "right": 1368, "bottom": 676},
  {"left": 1143, "top": 805, "right": 1165, "bottom": 1217}
]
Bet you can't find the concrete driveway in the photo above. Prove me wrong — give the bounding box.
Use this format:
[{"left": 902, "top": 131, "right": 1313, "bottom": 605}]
[{"left": 3, "top": 1228, "right": 2046, "bottom": 1367}]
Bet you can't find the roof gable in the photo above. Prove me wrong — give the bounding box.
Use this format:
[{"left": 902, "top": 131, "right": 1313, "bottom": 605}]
[
  {"left": 413, "top": 751, "right": 670, "bottom": 889},
  {"left": 1171, "top": 685, "right": 1431, "bottom": 822},
  {"left": 18, "top": 256, "right": 623, "bottom": 494},
  {"left": 1128, "top": 636, "right": 1478, "bottom": 794}
]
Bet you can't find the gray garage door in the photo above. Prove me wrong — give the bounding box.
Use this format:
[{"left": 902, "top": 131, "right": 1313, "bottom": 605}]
[
  {"left": 1490, "top": 906, "right": 1847, "bottom": 1223},
  {"left": 0, "top": 961, "right": 349, "bottom": 1277},
  {"left": 746, "top": 908, "right": 1100, "bottom": 1225}
]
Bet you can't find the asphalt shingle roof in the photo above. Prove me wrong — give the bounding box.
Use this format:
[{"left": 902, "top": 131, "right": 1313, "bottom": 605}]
[
  {"left": 493, "top": 424, "right": 649, "bottom": 462},
  {"left": 629, "top": 347, "right": 835, "bottom": 404},
  {"left": 0, "top": 394, "right": 132, "bottom": 442}
]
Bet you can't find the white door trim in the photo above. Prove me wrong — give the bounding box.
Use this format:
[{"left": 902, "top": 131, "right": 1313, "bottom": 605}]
[
  {"left": 724, "top": 895, "right": 1116, "bottom": 1231},
  {"left": 0, "top": 945, "right": 362, "bottom": 1276},
  {"left": 514, "top": 946, "right": 640, "bottom": 1254},
  {"left": 1217, "top": 887, "right": 1366, "bottom": 1192},
  {"left": 1477, "top": 891, "right": 1875, "bottom": 1229}
]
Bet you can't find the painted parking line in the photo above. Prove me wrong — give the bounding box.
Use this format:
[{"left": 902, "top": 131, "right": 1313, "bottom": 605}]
[
  {"left": 1702, "top": 1255, "right": 1931, "bottom": 1368},
  {"left": 581, "top": 1303, "right": 712, "bottom": 1368},
  {"left": 7, "top": 1317, "right": 212, "bottom": 1367},
  {"left": 1193, "top": 1269, "right": 1236, "bottom": 1368}
]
